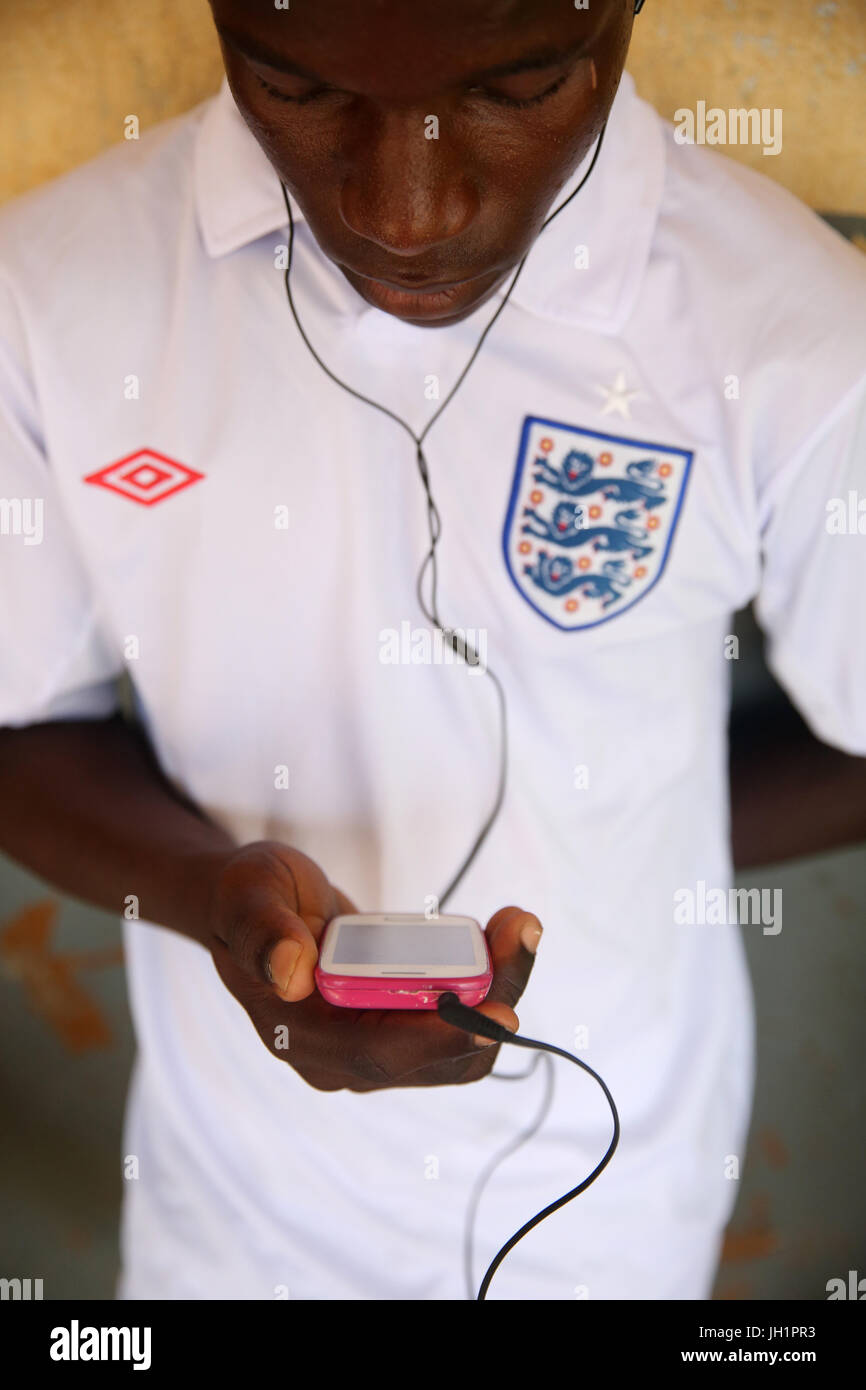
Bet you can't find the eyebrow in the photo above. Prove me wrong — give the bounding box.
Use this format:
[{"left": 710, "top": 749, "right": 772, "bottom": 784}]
[{"left": 217, "top": 26, "right": 592, "bottom": 87}]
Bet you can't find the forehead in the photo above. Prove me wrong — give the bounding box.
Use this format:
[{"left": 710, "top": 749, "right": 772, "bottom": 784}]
[{"left": 211, "top": 0, "right": 607, "bottom": 93}]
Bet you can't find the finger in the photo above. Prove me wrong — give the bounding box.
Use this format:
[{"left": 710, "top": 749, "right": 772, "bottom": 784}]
[
  {"left": 210, "top": 944, "right": 411, "bottom": 1089},
  {"left": 274, "top": 884, "right": 357, "bottom": 1000},
  {"left": 469, "top": 1000, "right": 520, "bottom": 1049},
  {"left": 295, "top": 997, "right": 496, "bottom": 1085},
  {"left": 484, "top": 905, "right": 543, "bottom": 1011},
  {"left": 211, "top": 960, "right": 512, "bottom": 1090},
  {"left": 267, "top": 914, "right": 319, "bottom": 1001},
  {"left": 216, "top": 891, "right": 319, "bottom": 1003}
]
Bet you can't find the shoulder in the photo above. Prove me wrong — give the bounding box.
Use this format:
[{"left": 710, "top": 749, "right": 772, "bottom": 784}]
[
  {"left": 655, "top": 117, "right": 866, "bottom": 343},
  {"left": 648, "top": 111, "right": 866, "bottom": 466},
  {"left": 0, "top": 96, "right": 214, "bottom": 299}
]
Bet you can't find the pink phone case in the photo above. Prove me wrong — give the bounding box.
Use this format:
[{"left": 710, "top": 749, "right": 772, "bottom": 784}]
[
  {"left": 315, "top": 915, "right": 493, "bottom": 1010},
  {"left": 315, "top": 968, "right": 492, "bottom": 1010}
]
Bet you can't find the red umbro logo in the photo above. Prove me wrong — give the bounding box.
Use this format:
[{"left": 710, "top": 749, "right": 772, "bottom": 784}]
[{"left": 83, "top": 449, "right": 204, "bottom": 506}]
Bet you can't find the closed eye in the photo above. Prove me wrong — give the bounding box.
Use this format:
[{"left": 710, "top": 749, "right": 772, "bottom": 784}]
[
  {"left": 468, "top": 66, "right": 575, "bottom": 109},
  {"left": 253, "top": 73, "right": 337, "bottom": 105},
  {"left": 253, "top": 60, "right": 582, "bottom": 110}
]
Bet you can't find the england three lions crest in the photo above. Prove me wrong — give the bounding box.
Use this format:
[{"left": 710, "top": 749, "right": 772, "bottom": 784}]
[{"left": 503, "top": 417, "right": 693, "bottom": 631}]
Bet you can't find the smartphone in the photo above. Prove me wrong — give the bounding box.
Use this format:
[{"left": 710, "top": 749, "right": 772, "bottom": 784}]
[{"left": 315, "top": 913, "right": 493, "bottom": 1010}]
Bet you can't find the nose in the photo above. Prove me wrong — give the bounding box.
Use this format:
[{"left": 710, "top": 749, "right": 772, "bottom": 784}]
[{"left": 339, "top": 109, "right": 479, "bottom": 258}]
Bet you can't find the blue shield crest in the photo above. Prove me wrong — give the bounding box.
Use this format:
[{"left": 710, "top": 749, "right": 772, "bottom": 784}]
[{"left": 503, "top": 416, "right": 693, "bottom": 631}]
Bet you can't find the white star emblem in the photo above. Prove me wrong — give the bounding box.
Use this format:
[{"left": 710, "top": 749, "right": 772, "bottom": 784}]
[{"left": 595, "top": 371, "right": 647, "bottom": 419}]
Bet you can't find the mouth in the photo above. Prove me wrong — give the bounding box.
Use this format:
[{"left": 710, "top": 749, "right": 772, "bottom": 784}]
[{"left": 343, "top": 266, "right": 495, "bottom": 321}]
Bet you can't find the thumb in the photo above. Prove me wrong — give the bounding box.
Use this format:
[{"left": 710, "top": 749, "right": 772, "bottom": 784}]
[
  {"left": 483, "top": 905, "right": 543, "bottom": 1013},
  {"left": 221, "top": 893, "right": 320, "bottom": 1003},
  {"left": 266, "top": 912, "right": 319, "bottom": 1002}
]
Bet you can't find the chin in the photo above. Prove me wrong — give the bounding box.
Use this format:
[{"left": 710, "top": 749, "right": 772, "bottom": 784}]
[{"left": 397, "top": 299, "right": 497, "bottom": 328}]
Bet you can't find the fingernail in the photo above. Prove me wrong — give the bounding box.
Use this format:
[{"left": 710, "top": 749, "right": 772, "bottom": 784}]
[
  {"left": 269, "top": 939, "right": 302, "bottom": 994},
  {"left": 520, "top": 921, "right": 543, "bottom": 954}
]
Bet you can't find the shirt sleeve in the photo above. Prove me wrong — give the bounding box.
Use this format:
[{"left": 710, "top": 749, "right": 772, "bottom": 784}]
[
  {"left": 753, "top": 372, "right": 866, "bottom": 755},
  {"left": 0, "top": 275, "right": 122, "bottom": 728}
]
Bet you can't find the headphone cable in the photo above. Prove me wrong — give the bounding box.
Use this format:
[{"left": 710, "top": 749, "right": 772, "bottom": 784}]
[{"left": 279, "top": 118, "right": 608, "bottom": 906}]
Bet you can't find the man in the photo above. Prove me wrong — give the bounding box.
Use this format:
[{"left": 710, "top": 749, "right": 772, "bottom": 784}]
[{"left": 0, "top": 0, "right": 864, "bottom": 1300}]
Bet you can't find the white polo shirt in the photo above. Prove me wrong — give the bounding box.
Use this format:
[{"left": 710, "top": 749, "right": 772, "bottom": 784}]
[{"left": 2, "top": 71, "right": 865, "bottom": 1300}]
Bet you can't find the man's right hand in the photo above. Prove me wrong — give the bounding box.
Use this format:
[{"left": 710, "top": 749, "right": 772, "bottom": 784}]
[{"left": 206, "top": 842, "right": 542, "bottom": 1093}]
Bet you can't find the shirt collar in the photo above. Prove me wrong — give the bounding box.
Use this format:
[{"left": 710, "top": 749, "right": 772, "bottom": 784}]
[{"left": 194, "top": 70, "right": 665, "bottom": 335}]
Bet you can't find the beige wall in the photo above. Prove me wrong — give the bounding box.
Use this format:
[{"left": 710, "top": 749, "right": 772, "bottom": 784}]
[{"left": 1, "top": 0, "right": 865, "bottom": 211}]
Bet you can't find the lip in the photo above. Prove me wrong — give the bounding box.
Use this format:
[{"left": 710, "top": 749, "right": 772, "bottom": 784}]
[
  {"left": 371, "top": 274, "right": 470, "bottom": 293},
  {"left": 346, "top": 267, "right": 489, "bottom": 320}
]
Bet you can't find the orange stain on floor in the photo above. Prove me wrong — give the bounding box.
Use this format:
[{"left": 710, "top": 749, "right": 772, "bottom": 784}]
[
  {"left": 757, "top": 1126, "right": 790, "bottom": 1171},
  {"left": 715, "top": 1280, "right": 754, "bottom": 1300},
  {"left": 720, "top": 1192, "right": 779, "bottom": 1263},
  {"left": 0, "top": 899, "right": 122, "bottom": 1052}
]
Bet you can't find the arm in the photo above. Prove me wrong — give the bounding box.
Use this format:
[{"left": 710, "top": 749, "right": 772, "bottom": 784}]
[
  {"left": 0, "top": 714, "right": 540, "bottom": 1090},
  {"left": 729, "top": 701, "right": 866, "bottom": 871},
  {"left": 743, "top": 369, "right": 866, "bottom": 865},
  {"left": 0, "top": 714, "right": 235, "bottom": 947}
]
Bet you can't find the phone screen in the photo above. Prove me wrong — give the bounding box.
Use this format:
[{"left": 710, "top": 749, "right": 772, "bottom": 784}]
[{"left": 332, "top": 923, "right": 477, "bottom": 967}]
